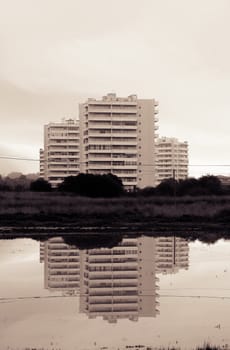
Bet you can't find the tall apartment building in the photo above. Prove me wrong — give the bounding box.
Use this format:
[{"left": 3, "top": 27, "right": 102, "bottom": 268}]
[
  {"left": 79, "top": 237, "right": 159, "bottom": 323},
  {"left": 39, "top": 148, "right": 44, "bottom": 178},
  {"left": 42, "top": 118, "right": 80, "bottom": 187},
  {"left": 79, "top": 93, "right": 158, "bottom": 190},
  {"left": 155, "top": 137, "right": 188, "bottom": 185}
]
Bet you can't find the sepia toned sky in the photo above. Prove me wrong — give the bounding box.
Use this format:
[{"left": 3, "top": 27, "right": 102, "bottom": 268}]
[{"left": 1, "top": 0, "right": 230, "bottom": 177}]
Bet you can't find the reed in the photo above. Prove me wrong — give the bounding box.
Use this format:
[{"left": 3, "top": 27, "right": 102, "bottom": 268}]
[{"left": 0, "top": 192, "right": 230, "bottom": 219}]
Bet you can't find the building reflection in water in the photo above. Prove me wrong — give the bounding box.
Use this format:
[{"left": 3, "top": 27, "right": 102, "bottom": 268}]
[
  {"left": 40, "top": 235, "right": 189, "bottom": 322},
  {"left": 155, "top": 237, "right": 189, "bottom": 274},
  {"left": 80, "top": 237, "right": 159, "bottom": 323},
  {"left": 40, "top": 238, "right": 80, "bottom": 296}
]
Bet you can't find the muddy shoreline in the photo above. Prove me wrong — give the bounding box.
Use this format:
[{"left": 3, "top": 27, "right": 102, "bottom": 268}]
[{"left": 1, "top": 213, "right": 230, "bottom": 245}]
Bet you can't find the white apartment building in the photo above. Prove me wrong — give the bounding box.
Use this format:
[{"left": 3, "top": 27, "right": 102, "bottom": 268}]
[
  {"left": 79, "top": 237, "right": 159, "bottom": 323},
  {"left": 39, "top": 148, "right": 44, "bottom": 178},
  {"left": 79, "top": 93, "right": 158, "bottom": 190},
  {"left": 43, "top": 237, "right": 80, "bottom": 292},
  {"left": 42, "top": 118, "right": 80, "bottom": 187},
  {"left": 155, "top": 137, "right": 188, "bottom": 185}
]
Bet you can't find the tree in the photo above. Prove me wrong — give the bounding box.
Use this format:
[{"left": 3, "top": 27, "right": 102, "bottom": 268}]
[
  {"left": 177, "top": 178, "right": 200, "bottom": 196},
  {"left": 58, "top": 173, "right": 124, "bottom": 197},
  {"left": 137, "top": 186, "right": 156, "bottom": 197},
  {"left": 30, "top": 178, "right": 52, "bottom": 192},
  {"left": 155, "top": 178, "right": 178, "bottom": 196},
  {"left": 198, "top": 175, "right": 223, "bottom": 195}
]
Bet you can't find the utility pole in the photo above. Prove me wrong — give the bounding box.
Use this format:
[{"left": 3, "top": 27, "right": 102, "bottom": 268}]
[{"left": 173, "top": 169, "right": 177, "bottom": 208}]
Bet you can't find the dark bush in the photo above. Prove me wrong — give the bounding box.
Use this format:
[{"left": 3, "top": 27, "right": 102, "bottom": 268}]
[
  {"left": 30, "top": 178, "right": 52, "bottom": 192},
  {"left": 155, "top": 178, "right": 178, "bottom": 196},
  {"left": 177, "top": 178, "right": 200, "bottom": 196},
  {"left": 58, "top": 173, "right": 124, "bottom": 197},
  {"left": 198, "top": 175, "right": 223, "bottom": 195},
  {"left": 137, "top": 186, "right": 156, "bottom": 197}
]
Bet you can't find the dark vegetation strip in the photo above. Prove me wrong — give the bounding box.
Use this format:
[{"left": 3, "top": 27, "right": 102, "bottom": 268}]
[
  {"left": 1, "top": 229, "right": 230, "bottom": 249},
  {"left": 0, "top": 192, "right": 230, "bottom": 225},
  {"left": 1, "top": 192, "right": 230, "bottom": 247},
  {"left": 3, "top": 344, "right": 226, "bottom": 350}
]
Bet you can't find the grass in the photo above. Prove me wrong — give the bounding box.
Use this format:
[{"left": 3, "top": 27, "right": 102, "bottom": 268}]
[
  {"left": 154, "top": 345, "right": 228, "bottom": 350},
  {"left": 0, "top": 192, "right": 230, "bottom": 235},
  {"left": 1, "top": 192, "right": 230, "bottom": 217},
  {"left": 0, "top": 192, "right": 230, "bottom": 217},
  {"left": 151, "top": 346, "right": 227, "bottom": 350}
]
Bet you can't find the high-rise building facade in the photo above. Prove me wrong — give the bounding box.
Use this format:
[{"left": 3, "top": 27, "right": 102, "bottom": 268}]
[
  {"left": 155, "top": 137, "right": 188, "bottom": 185},
  {"left": 39, "top": 148, "right": 44, "bottom": 178},
  {"left": 40, "top": 95, "right": 190, "bottom": 189},
  {"left": 42, "top": 118, "right": 80, "bottom": 187},
  {"left": 79, "top": 93, "right": 158, "bottom": 190}
]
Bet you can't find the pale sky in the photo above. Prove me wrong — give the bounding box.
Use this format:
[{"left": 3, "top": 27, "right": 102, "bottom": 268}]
[{"left": 1, "top": 0, "right": 230, "bottom": 177}]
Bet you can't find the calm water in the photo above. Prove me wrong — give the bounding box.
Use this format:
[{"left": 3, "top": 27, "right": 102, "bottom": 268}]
[{"left": 0, "top": 235, "right": 230, "bottom": 350}]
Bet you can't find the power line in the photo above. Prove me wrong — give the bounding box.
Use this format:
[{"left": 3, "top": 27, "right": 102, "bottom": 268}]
[
  {"left": 0, "top": 156, "right": 230, "bottom": 167},
  {"left": 1, "top": 293, "right": 230, "bottom": 304},
  {"left": 0, "top": 156, "right": 39, "bottom": 161}
]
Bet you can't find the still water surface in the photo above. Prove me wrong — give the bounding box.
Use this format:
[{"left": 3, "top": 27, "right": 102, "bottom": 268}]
[{"left": 0, "top": 235, "right": 230, "bottom": 350}]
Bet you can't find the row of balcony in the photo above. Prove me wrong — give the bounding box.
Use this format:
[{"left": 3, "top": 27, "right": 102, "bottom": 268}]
[
  {"left": 88, "top": 283, "right": 138, "bottom": 289},
  {"left": 86, "top": 140, "right": 138, "bottom": 146},
  {"left": 86, "top": 147, "right": 137, "bottom": 152},
  {"left": 87, "top": 266, "right": 138, "bottom": 272},
  {"left": 88, "top": 125, "right": 137, "bottom": 130},
  {"left": 88, "top": 258, "right": 137, "bottom": 264},
  {"left": 87, "top": 275, "right": 138, "bottom": 280},
  {"left": 48, "top": 265, "right": 80, "bottom": 270},
  {"left": 87, "top": 130, "right": 137, "bottom": 136},
  {"left": 88, "top": 299, "right": 138, "bottom": 305},
  {"left": 88, "top": 249, "right": 137, "bottom": 256},
  {"left": 87, "top": 307, "right": 139, "bottom": 313},
  {"left": 86, "top": 115, "right": 138, "bottom": 121},
  {"left": 48, "top": 283, "right": 79, "bottom": 288}
]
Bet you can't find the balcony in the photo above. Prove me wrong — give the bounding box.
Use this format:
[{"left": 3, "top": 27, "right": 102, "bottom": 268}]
[
  {"left": 86, "top": 148, "right": 112, "bottom": 153},
  {"left": 48, "top": 135, "right": 79, "bottom": 140},
  {"left": 89, "top": 299, "right": 137, "bottom": 305},
  {"left": 88, "top": 307, "right": 138, "bottom": 313},
  {"left": 88, "top": 156, "right": 112, "bottom": 162},
  {"left": 88, "top": 107, "right": 112, "bottom": 113},
  {"left": 48, "top": 167, "right": 79, "bottom": 172},
  {"left": 88, "top": 266, "right": 137, "bottom": 273},
  {"left": 110, "top": 132, "right": 137, "bottom": 138},
  {"left": 88, "top": 139, "right": 112, "bottom": 145},
  {"left": 111, "top": 139, "right": 137, "bottom": 145},
  {"left": 89, "top": 283, "right": 138, "bottom": 289},
  {"left": 88, "top": 124, "right": 112, "bottom": 130},
  {"left": 88, "top": 258, "right": 137, "bottom": 264},
  {"left": 112, "top": 125, "right": 137, "bottom": 130},
  {"left": 88, "top": 114, "right": 137, "bottom": 121}
]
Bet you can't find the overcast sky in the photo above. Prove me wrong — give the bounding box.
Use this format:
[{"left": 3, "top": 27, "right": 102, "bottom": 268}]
[{"left": 1, "top": 0, "right": 230, "bottom": 177}]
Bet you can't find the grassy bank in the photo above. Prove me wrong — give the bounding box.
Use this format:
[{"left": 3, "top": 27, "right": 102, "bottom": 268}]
[
  {"left": 0, "top": 192, "right": 230, "bottom": 233},
  {"left": 1, "top": 191, "right": 230, "bottom": 216}
]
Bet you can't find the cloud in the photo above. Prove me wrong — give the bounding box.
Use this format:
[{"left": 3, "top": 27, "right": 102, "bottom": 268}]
[{"left": 1, "top": 0, "right": 230, "bottom": 176}]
